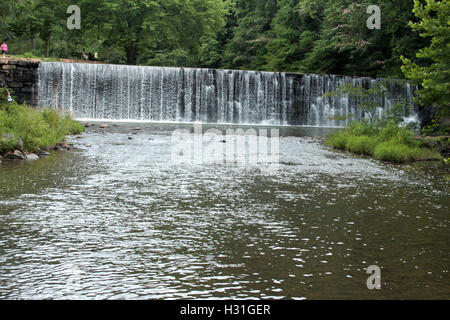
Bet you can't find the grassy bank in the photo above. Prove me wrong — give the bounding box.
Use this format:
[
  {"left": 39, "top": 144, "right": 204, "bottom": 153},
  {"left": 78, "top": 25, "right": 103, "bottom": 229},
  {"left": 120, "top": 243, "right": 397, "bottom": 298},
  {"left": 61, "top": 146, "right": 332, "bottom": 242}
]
[
  {"left": 0, "top": 91, "right": 84, "bottom": 155},
  {"left": 326, "top": 121, "right": 443, "bottom": 163}
]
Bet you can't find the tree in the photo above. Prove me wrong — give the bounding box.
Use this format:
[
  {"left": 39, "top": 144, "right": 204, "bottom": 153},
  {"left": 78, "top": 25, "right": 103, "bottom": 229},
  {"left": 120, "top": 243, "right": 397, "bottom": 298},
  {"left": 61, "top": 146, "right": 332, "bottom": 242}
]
[
  {"left": 324, "top": 82, "right": 392, "bottom": 124},
  {"left": 264, "top": 0, "right": 320, "bottom": 72},
  {"left": 96, "top": 0, "right": 229, "bottom": 65},
  {"left": 401, "top": 0, "right": 450, "bottom": 115},
  {"left": 223, "top": 0, "right": 277, "bottom": 70}
]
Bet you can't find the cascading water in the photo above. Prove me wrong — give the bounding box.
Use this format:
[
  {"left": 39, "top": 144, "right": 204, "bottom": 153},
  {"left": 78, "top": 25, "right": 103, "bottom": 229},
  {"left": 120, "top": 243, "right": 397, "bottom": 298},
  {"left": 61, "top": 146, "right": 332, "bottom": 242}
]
[{"left": 37, "top": 62, "right": 418, "bottom": 126}]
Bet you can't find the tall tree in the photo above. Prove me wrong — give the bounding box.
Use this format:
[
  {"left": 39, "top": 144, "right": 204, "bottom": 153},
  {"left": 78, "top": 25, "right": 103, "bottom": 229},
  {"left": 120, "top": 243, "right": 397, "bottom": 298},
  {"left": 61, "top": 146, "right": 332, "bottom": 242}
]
[
  {"left": 95, "top": 0, "right": 229, "bottom": 65},
  {"left": 401, "top": 0, "right": 450, "bottom": 114},
  {"left": 223, "top": 0, "right": 277, "bottom": 70}
]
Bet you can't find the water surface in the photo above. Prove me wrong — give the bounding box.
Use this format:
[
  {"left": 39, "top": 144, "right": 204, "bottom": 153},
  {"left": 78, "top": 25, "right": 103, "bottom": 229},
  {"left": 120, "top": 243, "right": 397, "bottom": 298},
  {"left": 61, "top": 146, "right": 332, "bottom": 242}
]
[{"left": 0, "top": 123, "right": 448, "bottom": 299}]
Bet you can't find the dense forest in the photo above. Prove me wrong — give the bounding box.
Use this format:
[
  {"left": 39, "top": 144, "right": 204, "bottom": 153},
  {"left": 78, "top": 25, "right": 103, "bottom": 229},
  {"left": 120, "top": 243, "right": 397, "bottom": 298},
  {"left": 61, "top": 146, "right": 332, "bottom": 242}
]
[{"left": 1, "top": 0, "right": 433, "bottom": 78}]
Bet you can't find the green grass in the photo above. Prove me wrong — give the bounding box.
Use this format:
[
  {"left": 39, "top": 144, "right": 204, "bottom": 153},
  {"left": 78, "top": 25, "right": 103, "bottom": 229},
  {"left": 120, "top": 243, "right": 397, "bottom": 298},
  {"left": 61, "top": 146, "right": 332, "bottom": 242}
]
[
  {"left": 326, "top": 120, "right": 443, "bottom": 163},
  {"left": 0, "top": 90, "right": 84, "bottom": 154}
]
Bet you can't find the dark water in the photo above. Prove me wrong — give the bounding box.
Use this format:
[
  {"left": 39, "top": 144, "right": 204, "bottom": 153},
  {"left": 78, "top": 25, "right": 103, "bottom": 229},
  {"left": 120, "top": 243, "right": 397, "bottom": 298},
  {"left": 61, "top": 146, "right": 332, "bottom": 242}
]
[{"left": 0, "top": 123, "right": 448, "bottom": 299}]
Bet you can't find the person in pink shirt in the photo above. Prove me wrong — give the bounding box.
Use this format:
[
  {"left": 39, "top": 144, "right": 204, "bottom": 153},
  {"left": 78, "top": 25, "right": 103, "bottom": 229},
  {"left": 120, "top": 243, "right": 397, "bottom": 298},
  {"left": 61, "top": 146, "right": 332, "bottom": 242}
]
[{"left": 1, "top": 41, "right": 7, "bottom": 58}]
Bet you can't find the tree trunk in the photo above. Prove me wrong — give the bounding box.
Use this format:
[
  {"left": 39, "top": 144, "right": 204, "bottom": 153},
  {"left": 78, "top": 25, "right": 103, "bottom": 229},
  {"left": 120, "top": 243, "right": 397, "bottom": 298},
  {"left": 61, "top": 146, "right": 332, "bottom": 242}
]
[{"left": 125, "top": 45, "right": 138, "bottom": 65}]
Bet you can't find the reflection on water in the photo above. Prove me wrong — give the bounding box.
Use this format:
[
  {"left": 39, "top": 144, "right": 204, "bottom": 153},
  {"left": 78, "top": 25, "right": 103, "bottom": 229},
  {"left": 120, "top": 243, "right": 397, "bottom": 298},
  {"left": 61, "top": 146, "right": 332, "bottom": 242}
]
[{"left": 0, "top": 124, "right": 448, "bottom": 299}]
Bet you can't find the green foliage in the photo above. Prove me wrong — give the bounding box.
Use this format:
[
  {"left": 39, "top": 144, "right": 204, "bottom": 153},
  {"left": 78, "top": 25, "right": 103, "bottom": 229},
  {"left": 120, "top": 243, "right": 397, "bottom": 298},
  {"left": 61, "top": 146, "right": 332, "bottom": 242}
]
[
  {"left": 323, "top": 82, "right": 413, "bottom": 124},
  {"left": 421, "top": 118, "right": 450, "bottom": 136},
  {"left": 326, "top": 120, "right": 442, "bottom": 163},
  {"left": 223, "top": 0, "right": 277, "bottom": 70},
  {"left": 4, "top": 0, "right": 230, "bottom": 66},
  {"left": 324, "top": 82, "right": 388, "bottom": 122},
  {"left": 262, "top": 0, "right": 428, "bottom": 76},
  {"left": 0, "top": 98, "right": 84, "bottom": 153},
  {"left": 373, "top": 141, "right": 420, "bottom": 163},
  {"left": 0, "top": 135, "right": 19, "bottom": 152},
  {"left": 345, "top": 135, "right": 379, "bottom": 155},
  {"left": 401, "top": 0, "right": 450, "bottom": 114},
  {"left": 2, "top": 0, "right": 432, "bottom": 77},
  {"left": 0, "top": 88, "right": 10, "bottom": 104}
]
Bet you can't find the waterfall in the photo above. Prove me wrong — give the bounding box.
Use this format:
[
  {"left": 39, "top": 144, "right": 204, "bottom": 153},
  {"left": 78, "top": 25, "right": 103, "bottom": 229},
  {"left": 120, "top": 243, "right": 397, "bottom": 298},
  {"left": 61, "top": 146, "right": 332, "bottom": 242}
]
[{"left": 37, "top": 62, "right": 418, "bottom": 126}]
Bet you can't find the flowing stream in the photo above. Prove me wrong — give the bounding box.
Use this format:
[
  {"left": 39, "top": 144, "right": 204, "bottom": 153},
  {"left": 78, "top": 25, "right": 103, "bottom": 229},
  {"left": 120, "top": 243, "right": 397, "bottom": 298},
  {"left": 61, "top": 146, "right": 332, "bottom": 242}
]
[{"left": 0, "top": 124, "right": 448, "bottom": 299}]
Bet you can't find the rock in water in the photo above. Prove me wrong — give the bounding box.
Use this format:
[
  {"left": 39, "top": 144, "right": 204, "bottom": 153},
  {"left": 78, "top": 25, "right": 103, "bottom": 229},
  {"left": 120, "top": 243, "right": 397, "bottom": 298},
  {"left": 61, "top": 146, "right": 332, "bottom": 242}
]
[
  {"left": 25, "top": 153, "right": 39, "bottom": 160},
  {"left": 5, "top": 150, "right": 27, "bottom": 160},
  {"left": 53, "top": 143, "right": 71, "bottom": 151},
  {"left": 38, "top": 149, "right": 51, "bottom": 156},
  {"left": 99, "top": 124, "right": 110, "bottom": 129}
]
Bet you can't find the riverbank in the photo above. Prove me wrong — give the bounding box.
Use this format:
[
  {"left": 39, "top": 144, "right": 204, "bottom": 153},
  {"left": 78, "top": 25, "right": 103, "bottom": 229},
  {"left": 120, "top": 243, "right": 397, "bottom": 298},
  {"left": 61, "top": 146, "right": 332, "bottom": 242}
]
[
  {"left": 0, "top": 95, "right": 84, "bottom": 163},
  {"left": 325, "top": 121, "right": 446, "bottom": 164}
]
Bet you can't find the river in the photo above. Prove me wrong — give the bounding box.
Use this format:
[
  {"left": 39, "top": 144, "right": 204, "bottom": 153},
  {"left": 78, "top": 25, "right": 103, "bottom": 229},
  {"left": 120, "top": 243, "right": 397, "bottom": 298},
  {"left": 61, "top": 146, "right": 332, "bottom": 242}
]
[{"left": 0, "top": 122, "right": 448, "bottom": 299}]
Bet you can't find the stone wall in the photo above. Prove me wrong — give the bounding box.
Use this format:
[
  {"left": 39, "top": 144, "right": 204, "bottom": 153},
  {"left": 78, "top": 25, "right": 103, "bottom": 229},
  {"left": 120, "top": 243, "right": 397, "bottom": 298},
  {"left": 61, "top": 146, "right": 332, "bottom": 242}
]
[{"left": 0, "top": 59, "right": 40, "bottom": 105}]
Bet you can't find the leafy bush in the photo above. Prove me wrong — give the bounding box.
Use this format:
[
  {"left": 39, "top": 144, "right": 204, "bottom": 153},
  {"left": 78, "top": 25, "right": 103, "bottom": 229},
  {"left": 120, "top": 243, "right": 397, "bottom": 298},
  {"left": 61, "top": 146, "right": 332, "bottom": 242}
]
[
  {"left": 346, "top": 135, "right": 379, "bottom": 155},
  {"left": 325, "top": 131, "right": 350, "bottom": 150},
  {"left": 23, "top": 52, "right": 36, "bottom": 59},
  {"left": 326, "top": 119, "right": 442, "bottom": 163},
  {"left": 0, "top": 98, "right": 84, "bottom": 153},
  {"left": 373, "top": 141, "right": 419, "bottom": 163},
  {"left": 0, "top": 135, "right": 19, "bottom": 152}
]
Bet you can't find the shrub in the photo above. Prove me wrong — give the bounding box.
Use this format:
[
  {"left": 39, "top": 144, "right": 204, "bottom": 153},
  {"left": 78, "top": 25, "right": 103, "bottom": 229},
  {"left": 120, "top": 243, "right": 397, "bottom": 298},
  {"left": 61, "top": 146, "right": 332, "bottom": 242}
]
[
  {"left": 326, "top": 119, "right": 443, "bottom": 163},
  {"left": 373, "top": 141, "right": 418, "bottom": 163},
  {"left": 345, "top": 135, "right": 379, "bottom": 155},
  {"left": 347, "top": 120, "right": 379, "bottom": 136},
  {"left": 325, "top": 131, "right": 350, "bottom": 150},
  {"left": 0, "top": 100, "right": 84, "bottom": 153},
  {"left": 0, "top": 135, "right": 19, "bottom": 152},
  {"left": 23, "top": 52, "right": 36, "bottom": 59}
]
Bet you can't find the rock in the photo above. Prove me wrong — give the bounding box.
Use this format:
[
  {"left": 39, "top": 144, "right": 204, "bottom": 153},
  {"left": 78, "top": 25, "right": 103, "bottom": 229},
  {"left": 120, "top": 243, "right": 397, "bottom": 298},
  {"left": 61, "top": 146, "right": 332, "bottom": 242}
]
[
  {"left": 5, "top": 150, "right": 26, "bottom": 160},
  {"left": 99, "top": 124, "right": 110, "bottom": 129},
  {"left": 25, "top": 153, "right": 39, "bottom": 160},
  {"left": 53, "top": 143, "right": 71, "bottom": 151},
  {"left": 128, "top": 137, "right": 133, "bottom": 140},
  {"left": 133, "top": 127, "right": 142, "bottom": 131},
  {"left": 85, "top": 144, "right": 92, "bottom": 148},
  {"left": 84, "top": 123, "right": 92, "bottom": 128},
  {"left": 38, "top": 149, "right": 51, "bottom": 156}
]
